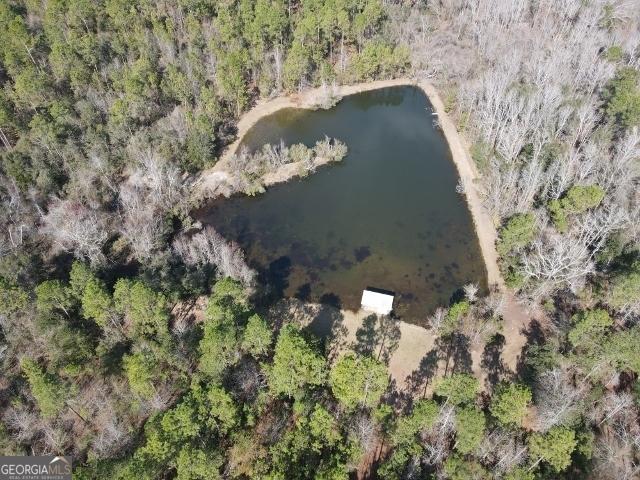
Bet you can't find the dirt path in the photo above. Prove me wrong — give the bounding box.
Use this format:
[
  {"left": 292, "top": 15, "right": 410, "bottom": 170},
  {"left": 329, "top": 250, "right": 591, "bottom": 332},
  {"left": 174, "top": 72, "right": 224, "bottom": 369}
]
[
  {"left": 196, "top": 78, "right": 534, "bottom": 392},
  {"left": 417, "top": 82, "right": 503, "bottom": 290}
]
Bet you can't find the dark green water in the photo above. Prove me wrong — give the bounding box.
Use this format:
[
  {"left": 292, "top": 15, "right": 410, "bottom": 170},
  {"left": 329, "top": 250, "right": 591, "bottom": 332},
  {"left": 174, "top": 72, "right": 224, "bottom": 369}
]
[{"left": 198, "top": 86, "right": 487, "bottom": 325}]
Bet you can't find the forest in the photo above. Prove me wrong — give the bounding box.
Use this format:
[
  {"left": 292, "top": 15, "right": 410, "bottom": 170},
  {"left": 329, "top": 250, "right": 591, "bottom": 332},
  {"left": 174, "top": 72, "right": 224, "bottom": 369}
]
[{"left": 0, "top": 0, "right": 640, "bottom": 479}]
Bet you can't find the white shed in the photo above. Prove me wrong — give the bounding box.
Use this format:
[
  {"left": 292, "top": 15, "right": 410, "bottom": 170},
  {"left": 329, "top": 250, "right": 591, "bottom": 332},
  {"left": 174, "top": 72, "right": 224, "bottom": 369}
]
[{"left": 361, "top": 288, "right": 394, "bottom": 315}]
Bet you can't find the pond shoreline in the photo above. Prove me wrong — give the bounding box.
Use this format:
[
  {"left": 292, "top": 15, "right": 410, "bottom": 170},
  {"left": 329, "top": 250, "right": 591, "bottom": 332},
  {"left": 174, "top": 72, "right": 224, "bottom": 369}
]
[{"left": 194, "top": 78, "right": 504, "bottom": 290}]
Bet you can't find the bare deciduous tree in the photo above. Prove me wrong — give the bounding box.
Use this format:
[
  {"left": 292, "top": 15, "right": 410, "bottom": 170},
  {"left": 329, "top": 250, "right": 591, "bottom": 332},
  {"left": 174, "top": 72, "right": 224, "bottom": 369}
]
[
  {"left": 533, "top": 368, "right": 589, "bottom": 431},
  {"left": 521, "top": 206, "right": 628, "bottom": 293},
  {"left": 421, "top": 403, "right": 455, "bottom": 466},
  {"left": 118, "top": 143, "right": 186, "bottom": 259},
  {"left": 173, "top": 226, "right": 256, "bottom": 286},
  {"left": 477, "top": 428, "right": 528, "bottom": 474},
  {"left": 40, "top": 198, "right": 110, "bottom": 265}
]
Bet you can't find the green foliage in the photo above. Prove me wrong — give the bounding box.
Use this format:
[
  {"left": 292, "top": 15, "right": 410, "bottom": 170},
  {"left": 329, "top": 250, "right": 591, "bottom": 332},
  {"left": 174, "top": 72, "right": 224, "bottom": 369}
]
[
  {"left": 207, "top": 277, "right": 249, "bottom": 316},
  {"left": 198, "top": 278, "right": 249, "bottom": 378},
  {"left": 596, "top": 233, "right": 626, "bottom": 265},
  {"left": 0, "top": 0, "right": 434, "bottom": 477},
  {"left": 604, "top": 45, "right": 624, "bottom": 62},
  {"left": 559, "top": 185, "right": 606, "bottom": 214},
  {"left": 528, "top": 426, "right": 577, "bottom": 472},
  {"left": 548, "top": 185, "right": 605, "bottom": 232},
  {"left": 241, "top": 314, "right": 272, "bottom": 357},
  {"left": 68, "top": 262, "right": 94, "bottom": 299},
  {"left": 602, "top": 327, "right": 640, "bottom": 374},
  {"left": 45, "top": 322, "right": 95, "bottom": 375},
  {"left": 268, "top": 324, "right": 326, "bottom": 397},
  {"left": 443, "top": 454, "right": 488, "bottom": 480},
  {"left": 504, "top": 466, "right": 535, "bottom": 480},
  {"left": 522, "top": 340, "right": 561, "bottom": 380},
  {"left": 391, "top": 399, "right": 439, "bottom": 446},
  {"left": 440, "top": 300, "right": 470, "bottom": 336},
  {"left": 124, "top": 380, "right": 237, "bottom": 478},
  {"left": 575, "top": 429, "right": 595, "bottom": 459},
  {"left": 162, "top": 65, "right": 193, "bottom": 104},
  {"left": 0, "top": 277, "right": 29, "bottom": 316},
  {"left": 217, "top": 48, "right": 251, "bottom": 115},
  {"left": 434, "top": 373, "right": 479, "bottom": 405},
  {"left": 469, "top": 141, "right": 491, "bottom": 173},
  {"left": 123, "top": 351, "right": 157, "bottom": 398},
  {"left": 205, "top": 385, "right": 239, "bottom": 434},
  {"left": 307, "top": 404, "right": 341, "bottom": 452},
  {"left": 497, "top": 213, "right": 536, "bottom": 255},
  {"left": 454, "top": 406, "right": 485, "bottom": 454},
  {"left": 490, "top": 383, "right": 531, "bottom": 427},
  {"left": 377, "top": 443, "right": 421, "bottom": 479},
  {"left": 113, "top": 279, "right": 169, "bottom": 340},
  {"left": 2, "top": 151, "right": 34, "bottom": 191},
  {"left": 607, "top": 259, "right": 640, "bottom": 310},
  {"left": 604, "top": 67, "right": 640, "bottom": 129},
  {"left": 35, "top": 280, "right": 72, "bottom": 315},
  {"left": 176, "top": 447, "right": 223, "bottom": 480},
  {"left": 349, "top": 41, "right": 409, "bottom": 81},
  {"left": 183, "top": 115, "right": 216, "bottom": 172},
  {"left": 330, "top": 354, "right": 388, "bottom": 409},
  {"left": 2, "top": 2, "right": 626, "bottom": 477},
  {"left": 283, "top": 42, "right": 312, "bottom": 90},
  {"left": 80, "top": 277, "right": 113, "bottom": 327},
  {"left": 21, "top": 358, "right": 66, "bottom": 418},
  {"left": 265, "top": 397, "right": 352, "bottom": 479},
  {"left": 160, "top": 401, "right": 200, "bottom": 443},
  {"left": 568, "top": 309, "right": 613, "bottom": 348},
  {"left": 504, "top": 266, "right": 526, "bottom": 289}
]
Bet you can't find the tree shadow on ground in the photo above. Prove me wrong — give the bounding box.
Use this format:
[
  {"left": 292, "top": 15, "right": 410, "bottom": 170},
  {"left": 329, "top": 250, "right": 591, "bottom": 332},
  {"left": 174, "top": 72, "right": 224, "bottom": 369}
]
[
  {"left": 403, "top": 349, "right": 439, "bottom": 398},
  {"left": 351, "top": 314, "right": 401, "bottom": 365},
  {"left": 516, "top": 319, "right": 548, "bottom": 383},
  {"left": 441, "top": 333, "right": 473, "bottom": 374},
  {"left": 481, "top": 333, "right": 506, "bottom": 392},
  {"left": 353, "top": 314, "right": 379, "bottom": 357},
  {"left": 306, "top": 303, "right": 346, "bottom": 361}
]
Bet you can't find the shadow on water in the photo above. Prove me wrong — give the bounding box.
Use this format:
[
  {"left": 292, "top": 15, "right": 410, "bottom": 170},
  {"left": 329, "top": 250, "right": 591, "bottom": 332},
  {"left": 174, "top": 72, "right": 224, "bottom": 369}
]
[
  {"left": 319, "top": 292, "right": 342, "bottom": 309},
  {"left": 260, "top": 256, "right": 292, "bottom": 301},
  {"left": 354, "top": 246, "right": 372, "bottom": 262},
  {"left": 294, "top": 283, "right": 312, "bottom": 302},
  {"left": 448, "top": 287, "right": 467, "bottom": 305}
]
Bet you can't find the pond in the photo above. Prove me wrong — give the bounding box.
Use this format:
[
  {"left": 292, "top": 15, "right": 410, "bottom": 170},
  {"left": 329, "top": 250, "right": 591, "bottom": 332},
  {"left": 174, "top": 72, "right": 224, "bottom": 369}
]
[{"left": 197, "top": 86, "right": 487, "bottom": 325}]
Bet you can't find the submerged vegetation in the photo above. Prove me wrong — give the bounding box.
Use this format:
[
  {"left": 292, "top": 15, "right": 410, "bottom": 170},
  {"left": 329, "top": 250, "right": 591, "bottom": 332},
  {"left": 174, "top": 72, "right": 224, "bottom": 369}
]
[{"left": 0, "top": 0, "right": 639, "bottom": 479}]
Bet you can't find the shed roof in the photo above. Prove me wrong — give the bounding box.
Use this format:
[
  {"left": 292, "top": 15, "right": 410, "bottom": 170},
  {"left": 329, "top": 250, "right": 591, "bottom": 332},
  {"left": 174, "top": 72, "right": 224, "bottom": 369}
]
[{"left": 361, "top": 288, "right": 394, "bottom": 315}]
